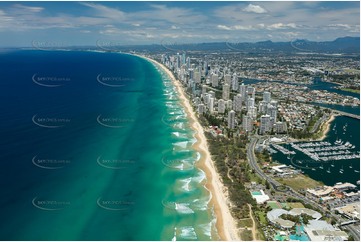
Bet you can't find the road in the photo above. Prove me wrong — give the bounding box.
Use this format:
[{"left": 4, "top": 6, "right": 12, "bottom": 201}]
[{"left": 246, "top": 137, "right": 360, "bottom": 240}]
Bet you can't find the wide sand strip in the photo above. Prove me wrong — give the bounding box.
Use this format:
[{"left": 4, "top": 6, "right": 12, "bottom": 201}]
[{"left": 140, "top": 55, "right": 241, "bottom": 241}]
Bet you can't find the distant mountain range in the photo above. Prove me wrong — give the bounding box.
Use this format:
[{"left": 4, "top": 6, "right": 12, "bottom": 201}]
[{"left": 104, "top": 36, "right": 359, "bottom": 54}]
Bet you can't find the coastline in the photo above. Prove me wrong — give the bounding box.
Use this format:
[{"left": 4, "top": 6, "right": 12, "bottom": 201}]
[
  {"left": 319, "top": 114, "right": 336, "bottom": 141},
  {"left": 138, "top": 55, "right": 241, "bottom": 241}
]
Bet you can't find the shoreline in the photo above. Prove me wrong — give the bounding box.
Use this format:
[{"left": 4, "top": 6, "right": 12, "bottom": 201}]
[
  {"left": 319, "top": 114, "right": 336, "bottom": 140},
  {"left": 138, "top": 55, "right": 241, "bottom": 241}
]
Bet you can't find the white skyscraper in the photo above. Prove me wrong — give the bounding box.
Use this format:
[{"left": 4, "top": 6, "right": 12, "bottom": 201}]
[
  {"left": 222, "top": 83, "right": 230, "bottom": 100},
  {"left": 231, "top": 73, "right": 238, "bottom": 91},
  {"left": 218, "top": 99, "right": 225, "bottom": 114},
  {"left": 267, "top": 104, "right": 277, "bottom": 124},
  {"left": 209, "top": 90, "right": 215, "bottom": 99},
  {"left": 239, "top": 83, "right": 247, "bottom": 102},
  {"left": 194, "top": 71, "right": 201, "bottom": 84},
  {"left": 242, "top": 115, "right": 253, "bottom": 132},
  {"left": 202, "top": 85, "right": 207, "bottom": 95},
  {"left": 263, "top": 91, "right": 271, "bottom": 103},
  {"left": 275, "top": 121, "right": 287, "bottom": 134},
  {"left": 247, "top": 86, "right": 255, "bottom": 100},
  {"left": 198, "top": 103, "right": 205, "bottom": 114},
  {"left": 248, "top": 106, "right": 257, "bottom": 119},
  {"left": 209, "top": 97, "right": 214, "bottom": 113},
  {"left": 211, "top": 74, "right": 218, "bottom": 87},
  {"left": 258, "top": 101, "right": 267, "bottom": 114},
  {"left": 247, "top": 98, "right": 255, "bottom": 111},
  {"left": 260, "top": 115, "right": 271, "bottom": 135},
  {"left": 226, "top": 100, "right": 233, "bottom": 110},
  {"left": 228, "top": 110, "right": 236, "bottom": 129},
  {"left": 224, "top": 74, "right": 232, "bottom": 86},
  {"left": 233, "top": 94, "right": 243, "bottom": 112}
]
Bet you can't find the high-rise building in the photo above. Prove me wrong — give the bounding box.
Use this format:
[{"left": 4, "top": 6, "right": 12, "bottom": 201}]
[
  {"left": 211, "top": 74, "right": 218, "bottom": 87},
  {"left": 263, "top": 91, "right": 271, "bottom": 103},
  {"left": 218, "top": 99, "right": 225, "bottom": 114},
  {"left": 188, "top": 68, "right": 194, "bottom": 81},
  {"left": 258, "top": 101, "right": 267, "bottom": 114},
  {"left": 226, "top": 100, "right": 233, "bottom": 110},
  {"left": 233, "top": 94, "right": 242, "bottom": 112},
  {"left": 260, "top": 115, "right": 271, "bottom": 135},
  {"left": 247, "top": 86, "right": 255, "bottom": 100},
  {"left": 270, "top": 100, "right": 278, "bottom": 108},
  {"left": 228, "top": 110, "right": 235, "bottom": 129},
  {"left": 242, "top": 115, "right": 253, "bottom": 132},
  {"left": 209, "top": 90, "right": 215, "bottom": 99},
  {"left": 194, "top": 71, "right": 201, "bottom": 84},
  {"left": 209, "top": 97, "right": 214, "bottom": 113},
  {"left": 222, "top": 83, "right": 230, "bottom": 100},
  {"left": 247, "top": 98, "right": 255, "bottom": 111},
  {"left": 239, "top": 83, "right": 247, "bottom": 101},
  {"left": 231, "top": 73, "right": 238, "bottom": 91},
  {"left": 224, "top": 74, "right": 232, "bottom": 86},
  {"left": 275, "top": 121, "right": 287, "bottom": 134},
  {"left": 267, "top": 104, "right": 277, "bottom": 124},
  {"left": 202, "top": 85, "right": 207, "bottom": 95},
  {"left": 248, "top": 106, "right": 257, "bottom": 119},
  {"left": 198, "top": 103, "right": 205, "bottom": 114}
]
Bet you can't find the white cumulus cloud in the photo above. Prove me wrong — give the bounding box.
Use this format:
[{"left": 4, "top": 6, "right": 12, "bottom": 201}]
[{"left": 243, "top": 4, "right": 267, "bottom": 14}]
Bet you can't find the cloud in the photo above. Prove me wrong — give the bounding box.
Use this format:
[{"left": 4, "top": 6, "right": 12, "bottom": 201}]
[
  {"left": 80, "top": 2, "right": 126, "bottom": 20},
  {"left": 243, "top": 4, "right": 267, "bottom": 14},
  {"left": 217, "top": 25, "right": 232, "bottom": 30},
  {"left": 13, "top": 4, "right": 44, "bottom": 13},
  {"left": 267, "top": 23, "right": 297, "bottom": 30}
]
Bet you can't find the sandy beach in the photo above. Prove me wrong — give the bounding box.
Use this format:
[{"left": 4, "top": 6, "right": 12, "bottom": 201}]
[
  {"left": 139, "top": 55, "right": 241, "bottom": 241},
  {"left": 319, "top": 114, "right": 336, "bottom": 140}
]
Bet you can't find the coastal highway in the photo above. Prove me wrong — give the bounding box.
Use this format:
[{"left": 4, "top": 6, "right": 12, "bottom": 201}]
[
  {"left": 247, "top": 137, "right": 282, "bottom": 190},
  {"left": 246, "top": 137, "right": 360, "bottom": 240}
]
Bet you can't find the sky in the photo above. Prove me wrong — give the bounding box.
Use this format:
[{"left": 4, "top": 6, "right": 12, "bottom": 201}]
[{"left": 0, "top": 1, "right": 359, "bottom": 47}]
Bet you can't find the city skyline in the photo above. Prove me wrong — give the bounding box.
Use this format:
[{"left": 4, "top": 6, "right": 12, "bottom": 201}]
[{"left": 0, "top": 1, "right": 359, "bottom": 47}]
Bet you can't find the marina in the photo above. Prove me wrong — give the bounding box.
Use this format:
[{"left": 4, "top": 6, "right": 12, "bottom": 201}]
[
  {"left": 290, "top": 140, "right": 359, "bottom": 162},
  {"left": 270, "top": 115, "right": 360, "bottom": 186}
]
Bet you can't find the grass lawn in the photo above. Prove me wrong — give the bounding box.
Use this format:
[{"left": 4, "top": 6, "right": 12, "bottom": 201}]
[
  {"left": 288, "top": 202, "right": 305, "bottom": 209},
  {"left": 255, "top": 211, "right": 267, "bottom": 225},
  {"left": 276, "top": 174, "right": 323, "bottom": 191}
]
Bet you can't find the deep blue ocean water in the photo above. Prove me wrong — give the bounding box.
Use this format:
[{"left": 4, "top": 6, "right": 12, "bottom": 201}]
[{"left": 0, "top": 50, "right": 216, "bottom": 240}]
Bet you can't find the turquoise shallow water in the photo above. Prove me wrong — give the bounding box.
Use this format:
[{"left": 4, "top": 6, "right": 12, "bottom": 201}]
[{"left": 0, "top": 51, "right": 217, "bottom": 240}]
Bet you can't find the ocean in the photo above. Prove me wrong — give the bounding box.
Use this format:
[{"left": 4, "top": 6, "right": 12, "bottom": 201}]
[{"left": 0, "top": 50, "right": 216, "bottom": 240}]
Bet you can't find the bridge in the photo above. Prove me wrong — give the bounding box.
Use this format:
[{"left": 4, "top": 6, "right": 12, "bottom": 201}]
[{"left": 333, "top": 110, "right": 360, "bottom": 120}]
